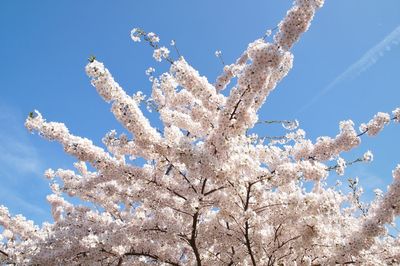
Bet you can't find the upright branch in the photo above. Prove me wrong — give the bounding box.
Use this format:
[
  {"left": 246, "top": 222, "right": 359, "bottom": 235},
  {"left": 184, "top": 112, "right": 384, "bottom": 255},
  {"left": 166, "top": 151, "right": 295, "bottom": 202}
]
[
  {"left": 244, "top": 183, "right": 257, "bottom": 265},
  {"left": 189, "top": 211, "right": 202, "bottom": 266}
]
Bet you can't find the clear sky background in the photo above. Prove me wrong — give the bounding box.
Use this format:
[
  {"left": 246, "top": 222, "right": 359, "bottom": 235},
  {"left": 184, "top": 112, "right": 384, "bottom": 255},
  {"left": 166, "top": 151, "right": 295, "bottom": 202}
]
[{"left": 0, "top": 1, "right": 399, "bottom": 224}]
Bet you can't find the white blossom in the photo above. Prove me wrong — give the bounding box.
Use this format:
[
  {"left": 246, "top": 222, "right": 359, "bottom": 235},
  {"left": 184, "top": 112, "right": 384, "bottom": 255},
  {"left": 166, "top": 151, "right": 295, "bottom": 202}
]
[
  {"left": 153, "top": 46, "right": 170, "bottom": 62},
  {"left": 80, "top": 234, "right": 99, "bottom": 249},
  {"left": 2, "top": 1, "right": 400, "bottom": 265},
  {"left": 392, "top": 107, "right": 400, "bottom": 123},
  {"left": 44, "top": 168, "right": 55, "bottom": 179},
  {"left": 363, "top": 150, "right": 373, "bottom": 162},
  {"left": 282, "top": 119, "right": 299, "bottom": 130},
  {"left": 145, "top": 67, "right": 155, "bottom": 76},
  {"left": 130, "top": 28, "right": 141, "bottom": 42},
  {"left": 132, "top": 91, "right": 146, "bottom": 104},
  {"left": 336, "top": 157, "right": 346, "bottom": 176},
  {"left": 359, "top": 112, "right": 390, "bottom": 136},
  {"left": 2, "top": 229, "right": 13, "bottom": 240},
  {"left": 147, "top": 32, "right": 160, "bottom": 43}
]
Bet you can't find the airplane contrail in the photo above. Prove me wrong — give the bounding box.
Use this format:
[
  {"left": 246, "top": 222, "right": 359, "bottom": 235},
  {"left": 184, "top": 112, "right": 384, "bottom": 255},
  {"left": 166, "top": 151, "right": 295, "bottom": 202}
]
[{"left": 297, "top": 25, "right": 400, "bottom": 114}]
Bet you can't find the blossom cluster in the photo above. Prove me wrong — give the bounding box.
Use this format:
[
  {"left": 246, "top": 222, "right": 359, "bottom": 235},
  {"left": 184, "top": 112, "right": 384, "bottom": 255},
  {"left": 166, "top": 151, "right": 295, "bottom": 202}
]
[
  {"left": 359, "top": 112, "right": 391, "bottom": 136},
  {"left": 2, "top": 0, "right": 400, "bottom": 265}
]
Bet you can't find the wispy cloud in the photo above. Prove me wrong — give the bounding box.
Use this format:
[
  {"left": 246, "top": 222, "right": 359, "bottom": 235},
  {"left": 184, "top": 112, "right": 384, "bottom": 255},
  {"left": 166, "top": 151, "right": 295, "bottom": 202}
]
[
  {"left": 0, "top": 137, "right": 42, "bottom": 176},
  {"left": 0, "top": 186, "right": 47, "bottom": 216},
  {"left": 297, "top": 25, "right": 400, "bottom": 114},
  {"left": 0, "top": 104, "right": 42, "bottom": 176},
  {"left": 0, "top": 103, "right": 47, "bottom": 217}
]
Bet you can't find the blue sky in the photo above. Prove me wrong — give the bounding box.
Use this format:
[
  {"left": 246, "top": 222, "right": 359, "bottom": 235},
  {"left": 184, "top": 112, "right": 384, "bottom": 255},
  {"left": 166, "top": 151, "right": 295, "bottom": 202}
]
[{"left": 0, "top": 1, "right": 399, "bottom": 224}]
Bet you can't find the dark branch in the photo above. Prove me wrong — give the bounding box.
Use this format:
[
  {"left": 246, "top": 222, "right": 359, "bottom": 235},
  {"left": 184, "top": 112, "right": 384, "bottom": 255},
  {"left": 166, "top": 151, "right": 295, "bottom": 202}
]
[
  {"left": 148, "top": 177, "right": 188, "bottom": 201},
  {"left": 167, "top": 205, "right": 193, "bottom": 217},
  {"left": 0, "top": 249, "right": 9, "bottom": 257},
  {"left": 165, "top": 164, "right": 173, "bottom": 175},
  {"left": 244, "top": 182, "right": 257, "bottom": 265},
  {"left": 189, "top": 211, "right": 202, "bottom": 266},
  {"left": 201, "top": 178, "right": 207, "bottom": 194},
  {"left": 165, "top": 187, "right": 188, "bottom": 201},
  {"left": 229, "top": 85, "right": 250, "bottom": 120},
  {"left": 245, "top": 221, "right": 257, "bottom": 266},
  {"left": 357, "top": 128, "right": 368, "bottom": 137},
  {"left": 244, "top": 182, "right": 253, "bottom": 211},
  {"left": 204, "top": 186, "right": 226, "bottom": 196},
  {"left": 123, "top": 250, "right": 181, "bottom": 266},
  {"left": 164, "top": 157, "right": 197, "bottom": 194}
]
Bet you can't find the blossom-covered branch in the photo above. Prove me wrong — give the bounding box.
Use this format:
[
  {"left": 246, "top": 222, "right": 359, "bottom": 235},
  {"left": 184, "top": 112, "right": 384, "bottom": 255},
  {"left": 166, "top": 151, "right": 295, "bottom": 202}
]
[{"left": 1, "top": 0, "right": 400, "bottom": 265}]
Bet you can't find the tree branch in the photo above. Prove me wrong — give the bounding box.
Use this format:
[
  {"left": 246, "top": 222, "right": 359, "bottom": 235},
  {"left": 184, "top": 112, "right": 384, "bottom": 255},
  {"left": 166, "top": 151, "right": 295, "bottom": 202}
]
[
  {"left": 123, "top": 250, "right": 181, "bottom": 266},
  {"left": 201, "top": 178, "right": 207, "bottom": 194},
  {"left": 189, "top": 211, "right": 202, "bottom": 266},
  {"left": 244, "top": 182, "right": 257, "bottom": 265},
  {"left": 164, "top": 156, "right": 197, "bottom": 194},
  {"left": 229, "top": 85, "right": 250, "bottom": 120},
  {"left": 204, "top": 186, "right": 226, "bottom": 196},
  {"left": 0, "top": 249, "right": 9, "bottom": 257},
  {"left": 245, "top": 221, "right": 257, "bottom": 266}
]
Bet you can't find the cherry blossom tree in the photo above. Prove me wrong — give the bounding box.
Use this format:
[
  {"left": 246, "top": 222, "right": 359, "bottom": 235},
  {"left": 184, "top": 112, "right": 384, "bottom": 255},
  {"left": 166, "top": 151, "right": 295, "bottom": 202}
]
[{"left": 1, "top": 0, "right": 400, "bottom": 265}]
